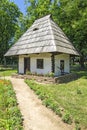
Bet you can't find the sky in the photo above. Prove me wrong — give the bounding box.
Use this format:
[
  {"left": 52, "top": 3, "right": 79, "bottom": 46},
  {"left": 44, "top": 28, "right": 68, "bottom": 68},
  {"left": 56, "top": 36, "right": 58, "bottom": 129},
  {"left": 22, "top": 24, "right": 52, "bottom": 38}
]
[{"left": 11, "top": 0, "right": 26, "bottom": 14}]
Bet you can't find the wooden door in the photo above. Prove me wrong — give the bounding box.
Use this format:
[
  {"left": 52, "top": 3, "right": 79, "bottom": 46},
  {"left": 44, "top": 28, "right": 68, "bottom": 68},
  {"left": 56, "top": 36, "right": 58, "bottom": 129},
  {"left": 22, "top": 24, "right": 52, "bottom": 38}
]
[
  {"left": 60, "top": 60, "right": 64, "bottom": 75},
  {"left": 24, "top": 57, "right": 30, "bottom": 74}
]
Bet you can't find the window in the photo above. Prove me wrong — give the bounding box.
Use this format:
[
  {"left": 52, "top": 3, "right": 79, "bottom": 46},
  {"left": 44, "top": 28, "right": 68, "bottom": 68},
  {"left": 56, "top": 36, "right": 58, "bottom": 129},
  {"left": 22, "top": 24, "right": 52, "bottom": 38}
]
[
  {"left": 33, "top": 28, "right": 39, "bottom": 31},
  {"left": 37, "top": 59, "right": 44, "bottom": 69}
]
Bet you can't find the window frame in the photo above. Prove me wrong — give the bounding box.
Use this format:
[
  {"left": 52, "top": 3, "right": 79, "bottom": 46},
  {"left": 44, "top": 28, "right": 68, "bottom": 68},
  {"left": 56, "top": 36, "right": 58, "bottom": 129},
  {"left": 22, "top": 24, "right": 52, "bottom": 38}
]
[{"left": 37, "top": 59, "right": 44, "bottom": 69}]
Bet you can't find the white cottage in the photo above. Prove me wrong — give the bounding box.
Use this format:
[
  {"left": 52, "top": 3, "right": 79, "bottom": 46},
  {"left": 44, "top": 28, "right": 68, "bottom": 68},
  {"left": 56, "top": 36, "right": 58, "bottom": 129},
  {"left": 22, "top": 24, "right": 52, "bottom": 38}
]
[{"left": 5, "top": 15, "right": 79, "bottom": 76}]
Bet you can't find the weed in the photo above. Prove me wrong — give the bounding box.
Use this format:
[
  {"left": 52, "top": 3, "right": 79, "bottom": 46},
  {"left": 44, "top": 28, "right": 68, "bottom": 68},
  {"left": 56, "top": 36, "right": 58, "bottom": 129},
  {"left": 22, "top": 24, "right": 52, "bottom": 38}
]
[
  {"left": 62, "top": 111, "right": 72, "bottom": 124},
  {"left": 75, "top": 124, "right": 81, "bottom": 130},
  {"left": 26, "top": 70, "right": 32, "bottom": 75},
  {"left": 49, "top": 72, "right": 54, "bottom": 77},
  {"left": 77, "top": 89, "right": 82, "bottom": 94},
  {"left": 43, "top": 98, "right": 53, "bottom": 107},
  {"left": 55, "top": 108, "right": 62, "bottom": 117}
]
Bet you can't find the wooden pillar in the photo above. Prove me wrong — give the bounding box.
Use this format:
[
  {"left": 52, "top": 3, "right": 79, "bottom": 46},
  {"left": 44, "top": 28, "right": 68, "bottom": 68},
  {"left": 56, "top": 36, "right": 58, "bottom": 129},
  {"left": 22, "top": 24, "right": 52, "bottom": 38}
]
[{"left": 51, "top": 53, "right": 55, "bottom": 73}]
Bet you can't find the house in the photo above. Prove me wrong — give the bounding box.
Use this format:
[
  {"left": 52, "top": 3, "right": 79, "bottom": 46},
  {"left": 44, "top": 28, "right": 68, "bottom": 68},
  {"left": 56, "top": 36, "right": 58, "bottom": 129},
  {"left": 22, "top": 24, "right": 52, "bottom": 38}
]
[{"left": 5, "top": 15, "right": 79, "bottom": 76}]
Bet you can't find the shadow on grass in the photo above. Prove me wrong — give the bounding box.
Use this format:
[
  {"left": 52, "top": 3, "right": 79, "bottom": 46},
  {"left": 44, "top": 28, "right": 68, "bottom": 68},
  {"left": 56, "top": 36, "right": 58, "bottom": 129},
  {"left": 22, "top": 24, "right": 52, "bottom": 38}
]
[
  {"left": 77, "top": 71, "right": 87, "bottom": 79},
  {"left": 0, "top": 69, "right": 13, "bottom": 72},
  {"left": 71, "top": 64, "right": 87, "bottom": 77}
]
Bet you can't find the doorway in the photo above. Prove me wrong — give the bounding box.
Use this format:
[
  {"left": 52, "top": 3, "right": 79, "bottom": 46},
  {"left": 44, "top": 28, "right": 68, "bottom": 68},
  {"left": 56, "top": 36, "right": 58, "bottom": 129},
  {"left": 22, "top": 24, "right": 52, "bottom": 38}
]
[
  {"left": 60, "top": 60, "right": 64, "bottom": 75},
  {"left": 24, "top": 57, "right": 30, "bottom": 74}
]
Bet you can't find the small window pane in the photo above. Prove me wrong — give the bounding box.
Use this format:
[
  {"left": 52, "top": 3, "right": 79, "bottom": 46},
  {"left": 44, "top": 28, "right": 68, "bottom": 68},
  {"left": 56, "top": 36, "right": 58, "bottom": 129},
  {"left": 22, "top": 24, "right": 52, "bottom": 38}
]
[{"left": 37, "top": 59, "right": 43, "bottom": 69}]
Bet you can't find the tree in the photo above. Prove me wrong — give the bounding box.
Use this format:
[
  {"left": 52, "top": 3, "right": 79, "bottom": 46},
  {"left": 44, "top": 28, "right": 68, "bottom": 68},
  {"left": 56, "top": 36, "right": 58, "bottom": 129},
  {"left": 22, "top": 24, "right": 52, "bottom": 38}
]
[
  {"left": 14, "top": 13, "right": 27, "bottom": 43},
  {"left": 51, "top": 0, "right": 87, "bottom": 68},
  {"left": 25, "top": 0, "right": 87, "bottom": 68},
  {"left": 25, "top": 0, "right": 52, "bottom": 28},
  {"left": 0, "top": 0, "right": 21, "bottom": 63}
]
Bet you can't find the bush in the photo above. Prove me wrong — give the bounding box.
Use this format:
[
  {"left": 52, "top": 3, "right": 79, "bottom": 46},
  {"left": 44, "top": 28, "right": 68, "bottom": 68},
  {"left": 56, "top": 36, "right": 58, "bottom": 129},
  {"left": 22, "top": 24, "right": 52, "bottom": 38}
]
[
  {"left": 55, "top": 108, "right": 62, "bottom": 117},
  {"left": 62, "top": 111, "right": 72, "bottom": 124},
  {"left": 75, "top": 124, "right": 81, "bottom": 130},
  {"left": 26, "top": 70, "right": 32, "bottom": 75},
  {"left": 77, "top": 89, "right": 82, "bottom": 94},
  {"left": 49, "top": 72, "right": 54, "bottom": 77}
]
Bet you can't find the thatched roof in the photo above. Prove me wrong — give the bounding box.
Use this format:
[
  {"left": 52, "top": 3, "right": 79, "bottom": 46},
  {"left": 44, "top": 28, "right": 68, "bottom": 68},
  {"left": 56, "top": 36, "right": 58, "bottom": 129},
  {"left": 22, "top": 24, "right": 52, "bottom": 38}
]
[{"left": 5, "top": 15, "right": 79, "bottom": 56}]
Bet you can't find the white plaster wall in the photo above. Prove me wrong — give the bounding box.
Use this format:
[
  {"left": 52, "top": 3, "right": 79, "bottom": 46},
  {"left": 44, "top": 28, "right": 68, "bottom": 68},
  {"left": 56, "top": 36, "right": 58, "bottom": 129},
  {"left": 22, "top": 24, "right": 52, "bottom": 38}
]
[
  {"left": 18, "top": 53, "right": 70, "bottom": 76},
  {"left": 30, "top": 54, "right": 51, "bottom": 75},
  {"left": 55, "top": 54, "right": 70, "bottom": 76},
  {"left": 19, "top": 56, "right": 24, "bottom": 74}
]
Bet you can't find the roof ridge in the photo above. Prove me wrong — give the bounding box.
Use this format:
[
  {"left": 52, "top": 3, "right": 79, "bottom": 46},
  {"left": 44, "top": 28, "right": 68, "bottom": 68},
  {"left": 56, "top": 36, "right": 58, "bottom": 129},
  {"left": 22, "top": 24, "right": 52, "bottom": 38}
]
[{"left": 34, "top": 14, "right": 51, "bottom": 23}]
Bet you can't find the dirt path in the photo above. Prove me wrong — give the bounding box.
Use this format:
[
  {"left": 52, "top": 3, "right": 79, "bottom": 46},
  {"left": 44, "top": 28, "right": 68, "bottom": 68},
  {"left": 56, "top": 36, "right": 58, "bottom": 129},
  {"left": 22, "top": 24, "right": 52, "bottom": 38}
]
[{"left": 5, "top": 77, "right": 73, "bottom": 130}]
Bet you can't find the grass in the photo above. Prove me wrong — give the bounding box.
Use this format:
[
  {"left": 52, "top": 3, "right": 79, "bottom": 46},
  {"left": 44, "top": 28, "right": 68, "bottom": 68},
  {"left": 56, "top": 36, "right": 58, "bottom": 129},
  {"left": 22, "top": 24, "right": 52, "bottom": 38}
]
[
  {"left": 0, "top": 79, "right": 23, "bottom": 129},
  {"left": 25, "top": 70, "right": 87, "bottom": 130},
  {"left": 0, "top": 68, "right": 17, "bottom": 76}
]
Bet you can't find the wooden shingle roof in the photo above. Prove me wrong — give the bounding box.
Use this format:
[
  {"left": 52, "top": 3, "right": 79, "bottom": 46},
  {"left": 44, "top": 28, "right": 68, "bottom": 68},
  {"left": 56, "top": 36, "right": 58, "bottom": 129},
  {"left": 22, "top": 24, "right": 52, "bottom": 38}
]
[{"left": 5, "top": 15, "right": 79, "bottom": 56}]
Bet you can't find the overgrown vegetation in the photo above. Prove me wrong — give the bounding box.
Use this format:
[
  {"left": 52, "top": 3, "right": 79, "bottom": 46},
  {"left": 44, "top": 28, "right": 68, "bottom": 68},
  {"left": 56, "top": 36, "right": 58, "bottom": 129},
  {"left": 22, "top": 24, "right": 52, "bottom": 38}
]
[
  {"left": 25, "top": 70, "right": 87, "bottom": 130},
  {"left": 26, "top": 70, "right": 54, "bottom": 77},
  {"left": 0, "top": 79, "right": 23, "bottom": 129}
]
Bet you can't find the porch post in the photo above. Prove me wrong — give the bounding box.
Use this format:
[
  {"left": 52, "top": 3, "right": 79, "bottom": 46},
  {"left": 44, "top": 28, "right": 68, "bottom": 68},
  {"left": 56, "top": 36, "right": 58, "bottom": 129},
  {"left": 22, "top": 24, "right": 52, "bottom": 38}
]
[{"left": 51, "top": 53, "right": 55, "bottom": 73}]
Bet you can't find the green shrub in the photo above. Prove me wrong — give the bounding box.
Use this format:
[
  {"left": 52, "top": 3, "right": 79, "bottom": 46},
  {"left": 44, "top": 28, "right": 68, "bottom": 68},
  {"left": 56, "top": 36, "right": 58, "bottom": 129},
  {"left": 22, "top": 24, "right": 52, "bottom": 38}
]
[
  {"left": 44, "top": 72, "right": 54, "bottom": 77},
  {"left": 26, "top": 70, "right": 32, "bottom": 75},
  {"left": 55, "top": 108, "right": 62, "bottom": 117},
  {"left": 43, "top": 98, "right": 53, "bottom": 107},
  {"left": 49, "top": 72, "right": 54, "bottom": 77},
  {"left": 38, "top": 92, "right": 46, "bottom": 100},
  {"left": 77, "top": 89, "right": 82, "bottom": 94},
  {"left": 75, "top": 124, "right": 81, "bottom": 130},
  {"left": 62, "top": 111, "right": 72, "bottom": 124}
]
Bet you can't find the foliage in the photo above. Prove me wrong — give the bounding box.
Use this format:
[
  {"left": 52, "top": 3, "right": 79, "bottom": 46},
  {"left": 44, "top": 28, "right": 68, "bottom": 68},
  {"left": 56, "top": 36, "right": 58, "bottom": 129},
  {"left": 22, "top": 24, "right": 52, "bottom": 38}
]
[
  {"left": 62, "top": 111, "right": 72, "bottom": 124},
  {"left": 0, "top": 80, "right": 23, "bottom": 129},
  {"left": 0, "top": 0, "right": 22, "bottom": 63},
  {"left": 51, "top": 0, "right": 87, "bottom": 68},
  {"left": 14, "top": 14, "right": 27, "bottom": 43},
  {"left": 25, "top": 0, "right": 52, "bottom": 28},
  {"left": 48, "top": 72, "right": 54, "bottom": 77},
  {"left": 25, "top": 70, "right": 87, "bottom": 129},
  {"left": 26, "top": 70, "right": 32, "bottom": 75}
]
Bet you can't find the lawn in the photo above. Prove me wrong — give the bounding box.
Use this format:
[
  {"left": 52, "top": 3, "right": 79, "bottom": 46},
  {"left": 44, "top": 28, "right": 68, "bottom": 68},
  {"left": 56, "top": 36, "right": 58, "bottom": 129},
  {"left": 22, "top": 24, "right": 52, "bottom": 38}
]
[
  {"left": 0, "top": 79, "right": 23, "bottom": 129},
  {"left": 0, "top": 69, "right": 17, "bottom": 76},
  {"left": 25, "top": 70, "right": 87, "bottom": 130}
]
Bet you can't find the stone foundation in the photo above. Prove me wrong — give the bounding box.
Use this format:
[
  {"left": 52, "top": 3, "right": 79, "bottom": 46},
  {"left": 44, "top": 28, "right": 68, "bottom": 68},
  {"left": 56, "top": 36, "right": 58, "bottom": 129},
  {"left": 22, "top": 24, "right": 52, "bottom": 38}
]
[
  {"left": 55, "top": 73, "right": 79, "bottom": 83},
  {"left": 12, "top": 73, "right": 79, "bottom": 84}
]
